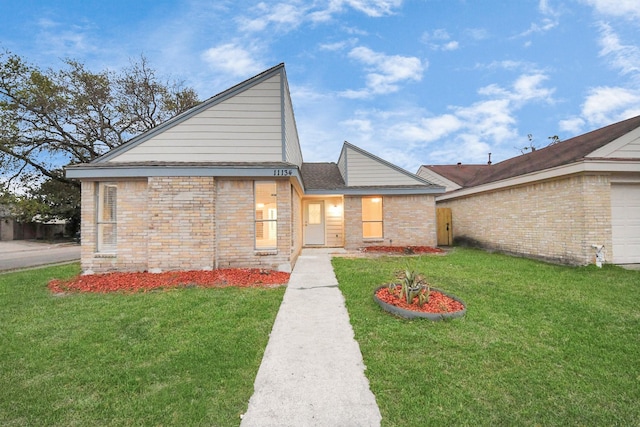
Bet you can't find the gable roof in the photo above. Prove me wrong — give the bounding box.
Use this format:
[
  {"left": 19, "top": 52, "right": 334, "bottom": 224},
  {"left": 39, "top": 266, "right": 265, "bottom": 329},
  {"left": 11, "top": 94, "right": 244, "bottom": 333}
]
[
  {"left": 89, "top": 63, "right": 302, "bottom": 166},
  {"left": 302, "top": 142, "right": 445, "bottom": 195},
  {"left": 424, "top": 114, "right": 640, "bottom": 190}
]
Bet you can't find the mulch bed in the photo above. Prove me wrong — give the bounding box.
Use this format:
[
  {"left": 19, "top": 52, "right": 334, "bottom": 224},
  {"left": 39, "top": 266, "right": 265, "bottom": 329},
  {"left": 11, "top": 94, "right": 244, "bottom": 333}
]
[
  {"left": 375, "top": 285, "right": 465, "bottom": 314},
  {"left": 48, "top": 269, "right": 290, "bottom": 294},
  {"left": 360, "top": 246, "right": 444, "bottom": 254}
]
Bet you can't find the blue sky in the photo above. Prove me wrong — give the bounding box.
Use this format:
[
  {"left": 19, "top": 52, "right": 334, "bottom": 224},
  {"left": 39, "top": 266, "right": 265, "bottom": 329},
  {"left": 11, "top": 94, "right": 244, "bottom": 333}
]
[{"left": 2, "top": 0, "right": 640, "bottom": 172}]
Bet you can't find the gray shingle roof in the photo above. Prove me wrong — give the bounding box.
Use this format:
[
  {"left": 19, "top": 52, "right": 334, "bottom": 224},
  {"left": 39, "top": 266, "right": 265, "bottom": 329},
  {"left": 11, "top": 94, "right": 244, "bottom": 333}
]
[{"left": 300, "top": 163, "right": 345, "bottom": 190}]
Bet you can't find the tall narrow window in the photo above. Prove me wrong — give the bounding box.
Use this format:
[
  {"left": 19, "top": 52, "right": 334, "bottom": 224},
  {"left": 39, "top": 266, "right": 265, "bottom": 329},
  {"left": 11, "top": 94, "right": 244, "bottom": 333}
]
[
  {"left": 97, "top": 183, "right": 117, "bottom": 252},
  {"left": 255, "top": 182, "right": 277, "bottom": 249},
  {"left": 362, "top": 196, "right": 383, "bottom": 239}
]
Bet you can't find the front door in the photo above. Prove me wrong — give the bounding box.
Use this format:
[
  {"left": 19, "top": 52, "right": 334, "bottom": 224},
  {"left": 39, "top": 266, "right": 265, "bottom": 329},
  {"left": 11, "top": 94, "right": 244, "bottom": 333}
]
[{"left": 304, "top": 201, "right": 325, "bottom": 245}]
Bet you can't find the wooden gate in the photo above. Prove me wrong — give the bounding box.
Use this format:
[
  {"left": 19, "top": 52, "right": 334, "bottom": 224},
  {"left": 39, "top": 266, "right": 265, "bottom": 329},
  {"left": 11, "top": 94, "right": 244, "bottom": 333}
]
[{"left": 436, "top": 208, "right": 453, "bottom": 246}]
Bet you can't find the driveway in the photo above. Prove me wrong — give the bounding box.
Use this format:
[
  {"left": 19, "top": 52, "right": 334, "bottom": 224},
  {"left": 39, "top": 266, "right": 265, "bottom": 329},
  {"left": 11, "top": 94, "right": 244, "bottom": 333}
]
[{"left": 0, "top": 240, "right": 80, "bottom": 272}]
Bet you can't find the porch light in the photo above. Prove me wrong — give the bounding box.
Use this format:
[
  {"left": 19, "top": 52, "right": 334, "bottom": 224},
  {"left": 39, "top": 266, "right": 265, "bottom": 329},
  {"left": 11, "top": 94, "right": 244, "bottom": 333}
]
[
  {"left": 256, "top": 203, "right": 265, "bottom": 208},
  {"left": 371, "top": 197, "right": 381, "bottom": 203}
]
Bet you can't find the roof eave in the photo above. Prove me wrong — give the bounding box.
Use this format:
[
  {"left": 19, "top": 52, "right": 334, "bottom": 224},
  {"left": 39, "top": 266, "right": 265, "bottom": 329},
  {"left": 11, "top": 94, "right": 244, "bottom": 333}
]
[{"left": 437, "top": 158, "right": 640, "bottom": 201}]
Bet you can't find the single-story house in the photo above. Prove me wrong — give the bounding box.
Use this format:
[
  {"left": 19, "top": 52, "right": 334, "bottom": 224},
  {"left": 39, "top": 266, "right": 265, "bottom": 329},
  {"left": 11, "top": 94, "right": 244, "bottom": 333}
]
[
  {"left": 66, "top": 64, "right": 444, "bottom": 274},
  {"left": 418, "top": 115, "right": 640, "bottom": 265}
]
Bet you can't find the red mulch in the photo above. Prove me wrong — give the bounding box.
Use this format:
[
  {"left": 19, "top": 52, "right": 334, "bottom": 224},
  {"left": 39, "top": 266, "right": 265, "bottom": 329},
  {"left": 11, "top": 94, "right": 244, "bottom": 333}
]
[
  {"left": 360, "top": 246, "right": 444, "bottom": 254},
  {"left": 48, "top": 268, "right": 290, "bottom": 294},
  {"left": 376, "top": 286, "right": 464, "bottom": 314}
]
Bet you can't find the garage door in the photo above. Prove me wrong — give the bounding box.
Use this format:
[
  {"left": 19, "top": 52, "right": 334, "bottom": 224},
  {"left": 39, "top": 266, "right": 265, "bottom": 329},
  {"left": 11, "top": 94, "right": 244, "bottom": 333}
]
[{"left": 611, "top": 184, "right": 640, "bottom": 264}]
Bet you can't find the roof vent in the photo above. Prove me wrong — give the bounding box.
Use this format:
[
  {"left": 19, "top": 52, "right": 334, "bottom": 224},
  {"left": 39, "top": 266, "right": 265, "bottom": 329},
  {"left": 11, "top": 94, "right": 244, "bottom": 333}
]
[{"left": 487, "top": 152, "right": 492, "bottom": 165}]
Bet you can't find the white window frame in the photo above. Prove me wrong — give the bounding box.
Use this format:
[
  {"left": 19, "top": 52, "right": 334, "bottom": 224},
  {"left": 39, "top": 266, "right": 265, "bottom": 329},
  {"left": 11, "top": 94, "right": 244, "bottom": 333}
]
[
  {"left": 255, "top": 181, "right": 278, "bottom": 250},
  {"left": 96, "top": 182, "right": 117, "bottom": 253}
]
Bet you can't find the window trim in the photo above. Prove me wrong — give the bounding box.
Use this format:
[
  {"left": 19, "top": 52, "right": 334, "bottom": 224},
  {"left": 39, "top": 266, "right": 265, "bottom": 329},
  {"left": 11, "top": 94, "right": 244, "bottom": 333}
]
[
  {"left": 254, "top": 181, "right": 278, "bottom": 250},
  {"left": 362, "top": 196, "right": 383, "bottom": 239},
  {"left": 96, "top": 182, "right": 117, "bottom": 253}
]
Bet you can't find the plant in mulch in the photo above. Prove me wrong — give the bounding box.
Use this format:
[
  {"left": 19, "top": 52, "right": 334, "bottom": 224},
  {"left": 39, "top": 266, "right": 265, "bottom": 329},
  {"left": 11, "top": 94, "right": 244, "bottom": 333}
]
[
  {"left": 377, "top": 268, "right": 464, "bottom": 314},
  {"left": 48, "top": 268, "right": 290, "bottom": 294},
  {"left": 360, "top": 246, "right": 444, "bottom": 254}
]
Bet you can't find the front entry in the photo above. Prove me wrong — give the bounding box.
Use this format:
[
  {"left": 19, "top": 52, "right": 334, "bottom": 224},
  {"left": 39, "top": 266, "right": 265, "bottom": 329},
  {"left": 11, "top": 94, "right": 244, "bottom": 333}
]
[{"left": 304, "top": 200, "right": 325, "bottom": 245}]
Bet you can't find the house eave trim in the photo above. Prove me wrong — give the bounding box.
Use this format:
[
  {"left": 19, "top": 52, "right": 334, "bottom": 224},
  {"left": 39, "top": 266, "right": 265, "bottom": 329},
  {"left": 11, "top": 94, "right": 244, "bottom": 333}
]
[
  {"left": 305, "top": 187, "right": 445, "bottom": 196},
  {"left": 437, "top": 158, "right": 640, "bottom": 201},
  {"left": 66, "top": 165, "right": 303, "bottom": 182}
]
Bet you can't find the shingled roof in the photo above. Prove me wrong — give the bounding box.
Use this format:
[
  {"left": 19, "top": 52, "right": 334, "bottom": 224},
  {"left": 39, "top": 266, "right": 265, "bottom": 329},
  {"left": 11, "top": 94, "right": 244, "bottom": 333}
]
[
  {"left": 422, "top": 164, "right": 490, "bottom": 187},
  {"left": 424, "top": 114, "right": 640, "bottom": 189},
  {"left": 300, "top": 163, "right": 345, "bottom": 190}
]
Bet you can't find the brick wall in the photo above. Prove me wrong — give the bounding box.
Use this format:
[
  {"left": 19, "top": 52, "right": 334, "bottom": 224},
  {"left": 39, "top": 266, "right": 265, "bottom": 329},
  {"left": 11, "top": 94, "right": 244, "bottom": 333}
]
[
  {"left": 344, "top": 194, "right": 438, "bottom": 250},
  {"left": 147, "top": 176, "right": 216, "bottom": 272},
  {"left": 80, "top": 177, "right": 296, "bottom": 274},
  {"left": 80, "top": 180, "right": 148, "bottom": 273},
  {"left": 215, "top": 179, "right": 293, "bottom": 272},
  {"left": 438, "top": 173, "right": 611, "bottom": 265}
]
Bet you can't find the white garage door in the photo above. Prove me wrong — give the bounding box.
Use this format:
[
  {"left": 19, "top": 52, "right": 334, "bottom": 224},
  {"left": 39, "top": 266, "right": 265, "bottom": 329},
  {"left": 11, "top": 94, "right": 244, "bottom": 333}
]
[{"left": 611, "top": 184, "right": 640, "bottom": 264}]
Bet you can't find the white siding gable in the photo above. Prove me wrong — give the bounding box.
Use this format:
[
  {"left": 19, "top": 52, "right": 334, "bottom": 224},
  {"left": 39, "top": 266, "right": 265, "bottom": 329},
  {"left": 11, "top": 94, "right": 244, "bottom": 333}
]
[
  {"left": 108, "top": 75, "right": 285, "bottom": 163},
  {"left": 340, "top": 143, "right": 430, "bottom": 186},
  {"left": 416, "top": 166, "right": 461, "bottom": 192},
  {"left": 283, "top": 78, "right": 303, "bottom": 166},
  {"left": 587, "top": 126, "right": 640, "bottom": 159}
]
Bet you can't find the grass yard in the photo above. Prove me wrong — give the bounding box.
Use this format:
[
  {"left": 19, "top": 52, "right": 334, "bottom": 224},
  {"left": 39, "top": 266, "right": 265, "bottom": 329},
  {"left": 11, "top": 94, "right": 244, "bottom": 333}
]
[
  {"left": 333, "top": 248, "right": 640, "bottom": 426},
  {"left": 0, "top": 264, "right": 284, "bottom": 426}
]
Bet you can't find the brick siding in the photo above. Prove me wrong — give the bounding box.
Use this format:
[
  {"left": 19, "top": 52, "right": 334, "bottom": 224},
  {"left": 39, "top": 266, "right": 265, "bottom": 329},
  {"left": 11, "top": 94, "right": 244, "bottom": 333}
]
[
  {"left": 344, "top": 194, "right": 438, "bottom": 250},
  {"left": 80, "top": 177, "right": 297, "bottom": 274},
  {"left": 438, "top": 173, "right": 611, "bottom": 265}
]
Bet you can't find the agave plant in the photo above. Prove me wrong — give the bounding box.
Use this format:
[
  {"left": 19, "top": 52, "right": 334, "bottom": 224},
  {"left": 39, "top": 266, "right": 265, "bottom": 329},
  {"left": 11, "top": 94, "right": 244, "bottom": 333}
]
[{"left": 397, "top": 268, "right": 430, "bottom": 306}]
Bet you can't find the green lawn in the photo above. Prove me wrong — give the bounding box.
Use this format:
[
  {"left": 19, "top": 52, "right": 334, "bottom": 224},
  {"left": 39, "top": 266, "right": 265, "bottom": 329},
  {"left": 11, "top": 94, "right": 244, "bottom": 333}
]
[
  {"left": 0, "top": 264, "right": 284, "bottom": 427},
  {"left": 333, "top": 248, "right": 640, "bottom": 426}
]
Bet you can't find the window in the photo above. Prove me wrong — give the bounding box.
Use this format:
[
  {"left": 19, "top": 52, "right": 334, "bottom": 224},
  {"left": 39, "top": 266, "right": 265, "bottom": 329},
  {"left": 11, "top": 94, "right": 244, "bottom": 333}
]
[
  {"left": 362, "top": 196, "right": 383, "bottom": 239},
  {"left": 97, "top": 182, "right": 117, "bottom": 252},
  {"left": 255, "top": 182, "right": 277, "bottom": 249}
]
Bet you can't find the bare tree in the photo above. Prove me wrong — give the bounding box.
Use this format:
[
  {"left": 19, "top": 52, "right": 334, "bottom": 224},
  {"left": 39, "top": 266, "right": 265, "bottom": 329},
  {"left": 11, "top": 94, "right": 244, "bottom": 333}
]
[{"left": 0, "top": 50, "right": 199, "bottom": 189}]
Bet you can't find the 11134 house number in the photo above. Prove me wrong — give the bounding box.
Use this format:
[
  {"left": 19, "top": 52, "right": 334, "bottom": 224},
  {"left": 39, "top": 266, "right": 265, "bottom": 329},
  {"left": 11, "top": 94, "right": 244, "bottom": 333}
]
[{"left": 273, "top": 169, "right": 293, "bottom": 176}]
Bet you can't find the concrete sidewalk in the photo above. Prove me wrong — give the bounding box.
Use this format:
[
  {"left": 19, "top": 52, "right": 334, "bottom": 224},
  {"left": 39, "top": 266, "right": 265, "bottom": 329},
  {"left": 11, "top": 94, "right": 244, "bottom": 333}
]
[{"left": 241, "top": 248, "right": 382, "bottom": 426}]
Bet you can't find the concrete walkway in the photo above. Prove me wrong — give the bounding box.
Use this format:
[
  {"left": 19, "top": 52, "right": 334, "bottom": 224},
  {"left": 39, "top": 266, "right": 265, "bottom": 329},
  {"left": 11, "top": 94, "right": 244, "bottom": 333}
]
[{"left": 241, "top": 248, "right": 382, "bottom": 426}]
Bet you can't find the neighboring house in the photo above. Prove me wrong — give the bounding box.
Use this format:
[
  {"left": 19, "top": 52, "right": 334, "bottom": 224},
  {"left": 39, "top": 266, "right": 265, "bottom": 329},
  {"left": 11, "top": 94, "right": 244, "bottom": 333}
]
[
  {"left": 0, "top": 204, "right": 14, "bottom": 241},
  {"left": 418, "top": 115, "right": 640, "bottom": 265},
  {"left": 66, "top": 64, "right": 444, "bottom": 274}
]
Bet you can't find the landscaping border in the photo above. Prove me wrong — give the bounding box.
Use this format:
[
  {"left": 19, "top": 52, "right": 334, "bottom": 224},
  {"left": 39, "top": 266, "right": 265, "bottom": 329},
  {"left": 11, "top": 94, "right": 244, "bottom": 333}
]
[{"left": 373, "top": 285, "right": 466, "bottom": 320}]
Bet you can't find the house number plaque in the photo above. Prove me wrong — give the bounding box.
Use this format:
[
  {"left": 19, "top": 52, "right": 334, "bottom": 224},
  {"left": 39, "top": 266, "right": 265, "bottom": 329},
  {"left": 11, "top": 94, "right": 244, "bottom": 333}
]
[{"left": 273, "top": 169, "right": 293, "bottom": 176}]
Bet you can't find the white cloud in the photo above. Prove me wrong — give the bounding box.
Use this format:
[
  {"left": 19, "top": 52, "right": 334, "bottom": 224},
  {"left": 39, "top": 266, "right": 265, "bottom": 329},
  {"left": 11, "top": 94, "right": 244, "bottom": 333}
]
[
  {"left": 35, "top": 18, "right": 99, "bottom": 58},
  {"left": 581, "top": 86, "right": 640, "bottom": 126},
  {"left": 333, "top": 72, "right": 555, "bottom": 167},
  {"left": 517, "top": 0, "right": 559, "bottom": 38},
  {"left": 390, "top": 114, "right": 463, "bottom": 143},
  {"left": 464, "top": 28, "right": 489, "bottom": 41},
  {"left": 478, "top": 60, "right": 539, "bottom": 72},
  {"left": 422, "top": 29, "right": 460, "bottom": 51},
  {"left": 597, "top": 23, "right": 640, "bottom": 76},
  {"left": 343, "top": 0, "right": 403, "bottom": 17},
  {"left": 319, "top": 38, "right": 359, "bottom": 51},
  {"left": 558, "top": 117, "right": 585, "bottom": 134},
  {"left": 241, "top": 0, "right": 403, "bottom": 29},
  {"left": 201, "top": 43, "right": 265, "bottom": 77},
  {"left": 237, "top": 2, "right": 305, "bottom": 32},
  {"left": 582, "top": 0, "right": 640, "bottom": 20},
  {"left": 342, "top": 46, "right": 426, "bottom": 98}
]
